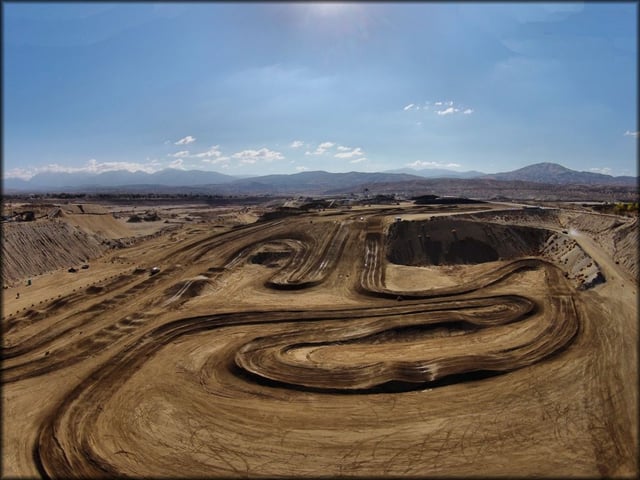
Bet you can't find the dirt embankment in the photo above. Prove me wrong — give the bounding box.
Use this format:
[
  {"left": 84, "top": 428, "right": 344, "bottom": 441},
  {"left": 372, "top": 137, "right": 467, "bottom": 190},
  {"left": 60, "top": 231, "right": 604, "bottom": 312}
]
[
  {"left": 1, "top": 204, "right": 180, "bottom": 285},
  {"left": 559, "top": 212, "right": 638, "bottom": 279},
  {"left": 540, "top": 233, "right": 604, "bottom": 289},
  {"left": 1, "top": 222, "right": 106, "bottom": 285},
  {"left": 62, "top": 213, "right": 133, "bottom": 240},
  {"left": 2, "top": 206, "right": 132, "bottom": 286},
  {"left": 386, "top": 217, "right": 604, "bottom": 289},
  {"left": 461, "top": 208, "right": 637, "bottom": 281},
  {"left": 386, "top": 218, "right": 547, "bottom": 266},
  {"left": 462, "top": 208, "right": 561, "bottom": 229}
]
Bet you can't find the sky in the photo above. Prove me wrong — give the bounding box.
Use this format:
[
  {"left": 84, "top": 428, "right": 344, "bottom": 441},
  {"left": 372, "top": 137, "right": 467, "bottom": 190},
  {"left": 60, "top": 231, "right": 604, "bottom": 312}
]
[{"left": 3, "top": 2, "right": 638, "bottom": 179}]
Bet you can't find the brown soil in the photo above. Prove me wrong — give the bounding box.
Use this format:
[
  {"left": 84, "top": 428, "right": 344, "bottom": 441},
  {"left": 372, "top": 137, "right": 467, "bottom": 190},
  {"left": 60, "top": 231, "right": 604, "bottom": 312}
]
[
  {"left": 559, "top": 211, "right": 638, "bottom": 279},
  {"left": 2, "top": 221, "right": 106, "bottom": 285},
  {"left": 386, "top": 217, "right": 548, "bottom": 266},
  {"left": 2, "top": 204, "right": 187, "bottom": 286},
  {"left": 1, "top": 202, "right": 637, "bottom": 478},
  {"left": 462, "top": 208, "right": 638, "bottom": 281}
]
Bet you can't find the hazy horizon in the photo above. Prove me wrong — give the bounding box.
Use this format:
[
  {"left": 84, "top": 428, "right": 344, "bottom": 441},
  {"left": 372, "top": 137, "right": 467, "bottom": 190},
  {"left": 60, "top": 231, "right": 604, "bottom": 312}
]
[{"left": 4, "top": 2, "right": 638, "bottom": 180}]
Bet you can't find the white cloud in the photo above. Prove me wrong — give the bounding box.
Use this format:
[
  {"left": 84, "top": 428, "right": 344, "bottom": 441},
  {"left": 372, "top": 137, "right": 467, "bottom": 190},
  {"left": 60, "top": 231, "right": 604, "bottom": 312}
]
[
  {"left": 306, "top": 141, "right": 335, "bottom": 155},
  {"left": 424, "top": 101, "right": 473, "bottom": 116},
  {"left": 201, "top": 156, "right": 229, "bottom": 165},
  {"left": 403, "top": 103, "right": 415, "bottom": 111},
  {"left": 589, "top": 167, "right": 612, "bottom": 175},
  {"left": 5, "top": 158, "right": 166, "bottom": 180},
  {"left": 193, "top": 145, "right": 223, "bottom": 158},
  {"left": 175, "top": 135, "right": 196, "bottom": 145},
  {"left": 624, "top": 130, "right": 639, "bottom": 138},
  {"left": 169, "top": 158, "right": 185, "bottom": 169},
  {"left": 164, "top": 145, "right": 230, "bottom": 164},
  {"left": 335, "top": 147, "right": 365, "bottom": 159},
  {"left": 170, "top": 150, "right": 190, "bottom": 158},
  {"left": 295, "top": 166, "right": 309, "bottom": 172},
  {"left": 436, "top": 107, "right": 460, "bottom": 116},
  {"left": 231, "top": 148, "right": 284, "bottom": 165},
  {"left": 337, "top": 146, "right": 351, "bottom": 151},
  {"left": 5, "top": 167, "right": 44, "bottom": 180},
  {"left": 349, "top": 157, "right": 367, "bottom": 164},
  {"left": 290, "top": 140, "right": 304, "bottom": 148},
  {"left": 406, "top": 160, "right": 462, "bottom": 169}
]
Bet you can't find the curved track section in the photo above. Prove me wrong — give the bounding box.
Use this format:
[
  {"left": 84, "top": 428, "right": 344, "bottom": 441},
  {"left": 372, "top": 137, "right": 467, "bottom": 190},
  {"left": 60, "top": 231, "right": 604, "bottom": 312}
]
[
  {"left": 34, "top": 265, "right": 579, "bottom": 477},
  {"left": 235, "top": 291, "right": 576, "bottom": 392},
  {"left": 2, "top": 209, "right": 603, "bottom": 477}
]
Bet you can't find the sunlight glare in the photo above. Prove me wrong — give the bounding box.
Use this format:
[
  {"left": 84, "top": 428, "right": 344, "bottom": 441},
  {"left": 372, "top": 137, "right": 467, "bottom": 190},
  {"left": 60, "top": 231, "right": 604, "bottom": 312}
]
[{"left": 308, "top": 3, "right": 357, "bottom": 17}]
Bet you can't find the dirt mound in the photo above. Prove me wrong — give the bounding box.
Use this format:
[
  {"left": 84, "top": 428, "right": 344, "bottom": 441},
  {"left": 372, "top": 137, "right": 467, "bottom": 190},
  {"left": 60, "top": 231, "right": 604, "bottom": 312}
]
[
  {"left": 387, "top": 218, "right": 548, "bottom": 266},
  {"left": 59, "top": 203, "right": 109, "bottom": 215},
  {"left": 2, "top": 221, "right": 106, "bottom": 284},
  {"left": 2, "top": 209, "right": 135, "bottom": 284},
  {"left": 59, "top": 212, "right": 133, "bottom": 240}
]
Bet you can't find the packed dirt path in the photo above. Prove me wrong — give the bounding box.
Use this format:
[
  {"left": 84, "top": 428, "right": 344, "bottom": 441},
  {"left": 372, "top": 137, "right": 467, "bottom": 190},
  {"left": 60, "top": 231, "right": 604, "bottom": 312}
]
[{"left": 2, "top": 202, "right": 637, "bottom": 478}]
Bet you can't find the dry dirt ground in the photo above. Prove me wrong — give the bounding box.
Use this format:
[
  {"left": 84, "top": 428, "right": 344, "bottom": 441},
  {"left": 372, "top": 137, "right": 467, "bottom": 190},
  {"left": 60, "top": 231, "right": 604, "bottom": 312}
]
[{"left": 1, "top": 201, "right": 637, "bottom": 478}]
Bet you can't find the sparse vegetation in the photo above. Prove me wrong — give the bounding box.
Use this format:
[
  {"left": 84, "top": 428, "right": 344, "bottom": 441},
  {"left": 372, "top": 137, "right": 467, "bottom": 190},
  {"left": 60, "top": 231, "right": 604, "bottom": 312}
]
[{"left": 588, "top": 202, "right": 638, "bottom": 216}]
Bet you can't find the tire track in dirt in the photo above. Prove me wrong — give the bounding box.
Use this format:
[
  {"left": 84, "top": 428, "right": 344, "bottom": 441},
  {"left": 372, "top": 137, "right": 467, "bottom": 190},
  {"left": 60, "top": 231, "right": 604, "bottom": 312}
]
[
  {"left": 2, "top": 210, "right": 591, "bottom": 477},
  {"left": 33, "top": 260, "right": 578, "bottom": 477}
]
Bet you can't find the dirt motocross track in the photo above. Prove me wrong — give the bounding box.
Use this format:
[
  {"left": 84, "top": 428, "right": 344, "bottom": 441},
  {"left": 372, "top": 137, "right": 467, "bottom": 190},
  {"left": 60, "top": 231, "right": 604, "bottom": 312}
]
[{"left": 2, "top": 202, "right": 637, "bottom": 478}]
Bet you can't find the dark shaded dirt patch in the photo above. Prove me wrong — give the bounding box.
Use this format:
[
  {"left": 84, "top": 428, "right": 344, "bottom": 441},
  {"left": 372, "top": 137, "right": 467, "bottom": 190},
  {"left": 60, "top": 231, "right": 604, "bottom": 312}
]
[{"left": 387, "top": 218, "right": 549, "bottom": 266}]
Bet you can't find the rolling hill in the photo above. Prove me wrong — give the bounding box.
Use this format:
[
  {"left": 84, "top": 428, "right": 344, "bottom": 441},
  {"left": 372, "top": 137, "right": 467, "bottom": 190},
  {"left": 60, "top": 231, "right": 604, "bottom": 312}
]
[{"left": 481, "top": 162, "right": 636, "bottom": 186}]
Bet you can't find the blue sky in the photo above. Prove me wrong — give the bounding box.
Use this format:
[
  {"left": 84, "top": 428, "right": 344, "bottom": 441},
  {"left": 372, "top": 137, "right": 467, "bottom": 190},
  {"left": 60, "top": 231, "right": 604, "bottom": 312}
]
[{"left": 3, "top": 2, "right": 637, "bottom": 179}]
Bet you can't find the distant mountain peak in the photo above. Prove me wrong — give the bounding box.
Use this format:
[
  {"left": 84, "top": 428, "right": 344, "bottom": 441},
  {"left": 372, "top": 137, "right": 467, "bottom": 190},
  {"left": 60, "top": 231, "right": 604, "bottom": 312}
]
[
  {"left": 482, "top": 162, "right": 634, "bottom": 186},
  {"left": 513, "top": 162, "right": 572, "bottom": 173}
]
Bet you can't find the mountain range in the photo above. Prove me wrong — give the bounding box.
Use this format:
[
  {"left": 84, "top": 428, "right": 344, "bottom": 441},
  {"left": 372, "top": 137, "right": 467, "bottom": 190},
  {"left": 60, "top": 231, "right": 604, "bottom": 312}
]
[
  {"left": 384, "top": 168, "right": 485, "bottom": 179},
  {"left": 3, "top": 162, "right": 636, "bottom": 194},
  {"left": 5, "top": 169, "right": 236, "bottom": 190}
]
